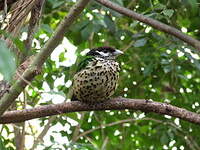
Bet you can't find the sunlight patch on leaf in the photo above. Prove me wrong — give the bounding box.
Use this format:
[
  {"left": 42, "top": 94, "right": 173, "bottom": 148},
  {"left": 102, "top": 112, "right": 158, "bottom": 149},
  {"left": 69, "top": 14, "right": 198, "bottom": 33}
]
[
  {"left": 162, "top": 9, "right": 174, "bottom": 18},
  {"left": 134, "top": 38, "right": 147, "bottom": 47}
]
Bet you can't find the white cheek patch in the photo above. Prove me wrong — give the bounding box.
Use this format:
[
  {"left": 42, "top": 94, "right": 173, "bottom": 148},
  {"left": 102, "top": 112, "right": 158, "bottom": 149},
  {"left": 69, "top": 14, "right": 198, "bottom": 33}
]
[{"left": 97, "top": 51, "right": 110, "bottom": 57}]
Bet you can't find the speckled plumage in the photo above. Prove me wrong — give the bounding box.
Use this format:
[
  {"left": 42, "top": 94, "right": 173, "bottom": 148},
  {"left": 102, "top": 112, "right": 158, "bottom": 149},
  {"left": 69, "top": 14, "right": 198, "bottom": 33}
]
[{"left": 72, "top": 47, "right": 122, "bottom": 103}]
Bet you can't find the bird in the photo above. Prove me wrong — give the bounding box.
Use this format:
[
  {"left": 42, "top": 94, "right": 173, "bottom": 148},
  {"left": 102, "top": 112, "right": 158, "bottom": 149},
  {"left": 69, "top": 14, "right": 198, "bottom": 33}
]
[{"left": 72, "top": 46, "right": 123, "bottom": 103}]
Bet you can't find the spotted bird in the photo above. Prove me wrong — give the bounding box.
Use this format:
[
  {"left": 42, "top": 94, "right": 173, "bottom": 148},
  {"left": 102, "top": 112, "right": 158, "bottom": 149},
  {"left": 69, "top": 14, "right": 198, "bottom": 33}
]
[{"left": 72, "top": 46, "right": 123, "bottom": 103}]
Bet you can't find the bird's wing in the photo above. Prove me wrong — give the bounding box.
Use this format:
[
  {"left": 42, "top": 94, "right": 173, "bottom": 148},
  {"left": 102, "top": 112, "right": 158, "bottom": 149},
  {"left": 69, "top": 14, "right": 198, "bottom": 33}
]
[
  {"left": 71, "top": 56, "right": 95, "bottom": 101},
  {"left": 75, "top": 56, "right": 95, "bottom": 73}
]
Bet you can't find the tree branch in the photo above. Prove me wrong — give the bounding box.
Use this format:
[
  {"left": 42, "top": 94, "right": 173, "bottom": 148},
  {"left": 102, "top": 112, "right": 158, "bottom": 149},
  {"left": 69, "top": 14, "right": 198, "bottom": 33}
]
[
  {"left": 30, "top": 116, "right": 56, "bottom": 150},
  {"left": 0, "top": 0, "right": 18, "bottom": 11},
  {"left": 95, "top": 0, "right": 200, "bottom": 51},
  {"left": 0, "top": 0, "right": 91, "bottom": 116},
  {"left": 0, "top": 98, "right": 200, "bottom": 125}
]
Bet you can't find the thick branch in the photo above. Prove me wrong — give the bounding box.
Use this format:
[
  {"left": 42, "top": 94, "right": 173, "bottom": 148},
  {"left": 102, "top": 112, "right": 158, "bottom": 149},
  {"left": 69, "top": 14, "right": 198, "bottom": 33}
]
[
  {"left": 0, "top": 0, "right": 90, "bottom": 116},
  {"left": 0, "top": 98, "right": 200, "bottom": 125},
  {"left": 95, "top": 0, "right": 200, "bottom": 51}
]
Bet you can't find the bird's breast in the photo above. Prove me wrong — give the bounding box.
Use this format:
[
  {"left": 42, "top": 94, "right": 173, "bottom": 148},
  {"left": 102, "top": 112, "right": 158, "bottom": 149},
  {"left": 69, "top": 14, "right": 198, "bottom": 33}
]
[{"left": 73, "top": 59, "right": 120, "bottom": 102}]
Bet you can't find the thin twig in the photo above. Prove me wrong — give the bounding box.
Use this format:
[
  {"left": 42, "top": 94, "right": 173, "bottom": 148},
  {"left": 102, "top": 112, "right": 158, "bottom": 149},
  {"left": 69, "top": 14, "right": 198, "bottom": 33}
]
[
  {"left": 101, "top": 136, "right": 108, "bottom": 150},
  {"left": 3, "top": 0, "right": 8, "bottom": 19},
  {"left": 25, "top": 0, "right": 45, "bottom": 51},
  {"left": 71, "top": 112, "right": 85, "bottom": 142},
  {"left": 30, "top": 116, "right": 56, "bottom": 150}
]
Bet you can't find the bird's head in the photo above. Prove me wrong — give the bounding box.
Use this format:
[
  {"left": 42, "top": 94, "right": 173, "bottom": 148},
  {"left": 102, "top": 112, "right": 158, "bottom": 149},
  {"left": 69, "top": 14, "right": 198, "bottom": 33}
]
[{"left": 86, "top": 46, "right": 123, "bottom": 59}]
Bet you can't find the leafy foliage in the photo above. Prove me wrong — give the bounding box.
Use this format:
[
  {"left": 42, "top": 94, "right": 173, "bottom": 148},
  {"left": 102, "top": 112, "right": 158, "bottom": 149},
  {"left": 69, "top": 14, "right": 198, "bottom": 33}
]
[
  {"left": 0, "top": 40, "right": 16, "bottom": 81},
  {"left": 1, "top": 0, "right": 200, "bottom": 149}
]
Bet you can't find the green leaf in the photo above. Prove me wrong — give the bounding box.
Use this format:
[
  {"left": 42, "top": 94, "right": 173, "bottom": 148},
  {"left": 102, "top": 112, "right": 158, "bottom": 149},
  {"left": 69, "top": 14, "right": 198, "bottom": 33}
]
[
  {"left": 0, "top": 40, "right": 16, "bottom": 81},
  {"left": 160, "top": 133, "right": 169, "bottom": 144},
  {"left": 134, "top": 38, "right": 147, "bottom": 47},
  {"left": 71, "top": 20, "right": 90, "bottom": 32},
  {"left": 163, "top": 65, "right": 172, "bottom": 73},
  {"left": 41, "top": 24, "right": 53, "bottom": 34},
  {"left": 154, "top": 3, "right": 166, "bottom": 10},
  {"left": 187, "top": 0, "right": 198, "bottom": 14},
  {"left": 0, "top": 30, "right": 25, "bottom": 52},
  {"left": 60, "top": 130, "right": 68, "bottom": 137},
  {"left": 81, "top": 23, "right": 94, "bottom": 40},
  {"left": 50, "top": 135, "right": 55, "bottom": 142},
  {"left": 52, "top": 1, "right": 65, "bottom": 9},
  {"left": 45, "top": 74, "right": 54, "bottom": 89},
  {"left": 0, "top": 136, "right": 6, "bottom": 150},
  {"left": 59, "top": 52, "right": 66, "bottom": 62},
  {"left": 162, "top": 9, "right": 174, "bottom": 18},
  {"left": 193, "top": 59, "right": 200, "bottom": 70},
  {"left": 104, "top": 15, "right": 116, "bottom": 33},
  {"left": 94, "top": 13, "right": 107, "bottom": 28},
  {"left": 13, "top": 38, "right": 26, "bottom": 53},
  {"left": 48, "top": 0, "right": 65, "bottom": 9},
  {"left": 143, "top": 63, "right": 154, "bottom": 76},
  {"left": 161, "top": 59, "right": 170, "bottom": 65}
]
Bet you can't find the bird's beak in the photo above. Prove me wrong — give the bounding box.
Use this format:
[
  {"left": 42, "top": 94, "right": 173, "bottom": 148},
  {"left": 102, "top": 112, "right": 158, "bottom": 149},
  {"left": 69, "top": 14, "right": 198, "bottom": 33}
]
[{"left": 114, "top": 49, "right": 124, "bottom": 56}]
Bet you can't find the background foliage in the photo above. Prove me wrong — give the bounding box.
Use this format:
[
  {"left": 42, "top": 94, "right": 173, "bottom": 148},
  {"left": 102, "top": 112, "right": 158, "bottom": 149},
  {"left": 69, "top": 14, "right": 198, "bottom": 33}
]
[{"left": 0, "top": 0, "right": 200, "bottom": 149}]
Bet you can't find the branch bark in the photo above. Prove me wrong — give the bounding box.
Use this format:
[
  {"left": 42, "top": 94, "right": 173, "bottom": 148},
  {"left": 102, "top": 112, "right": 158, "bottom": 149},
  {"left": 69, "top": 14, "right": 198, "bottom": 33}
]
[
  {"left": 0, "top": 98, "right": 200, "bottom": 125},
  {"left": 24, "top": 0, "right": 45, "bottom": 52},
  {"left": 0, "top": 0, "right": 91, "bottom": 116},
  {"left": 95, "top": 0, "right": 200, "bottom": 51},
  {"left": 0, "top": 0, "right": 18, "bottom": 11}
]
